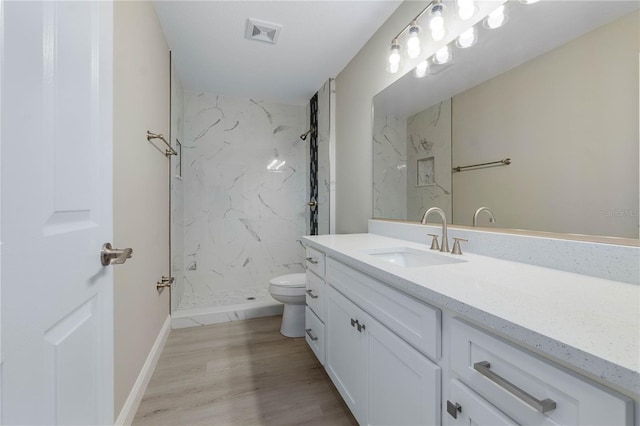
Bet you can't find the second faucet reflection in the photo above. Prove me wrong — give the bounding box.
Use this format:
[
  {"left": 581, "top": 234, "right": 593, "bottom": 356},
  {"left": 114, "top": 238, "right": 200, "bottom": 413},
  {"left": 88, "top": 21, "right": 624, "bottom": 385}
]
[{"left": 473, "top": 207, "right": 496, "bottom": 227}]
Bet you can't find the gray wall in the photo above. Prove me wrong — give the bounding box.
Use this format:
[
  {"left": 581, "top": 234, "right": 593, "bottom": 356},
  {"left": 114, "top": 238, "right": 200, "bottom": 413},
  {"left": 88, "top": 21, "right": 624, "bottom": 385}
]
[
  {"left": 334, "top": 2, "right": 426, "bottom": 233},
  {"left": 113, "top": 1, "right": 170, "bottom": 416},
  {"left": 452, "top": 11, "right": 639, "bottom": 238}
]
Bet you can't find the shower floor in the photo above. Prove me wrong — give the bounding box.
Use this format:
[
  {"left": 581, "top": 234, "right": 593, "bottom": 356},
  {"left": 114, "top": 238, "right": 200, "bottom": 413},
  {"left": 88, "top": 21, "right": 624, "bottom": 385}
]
[
  {"left": 172, "top": 286, "right": 283, "bottom": 329},
  {"left": 177, "top": 286, "right": 273, "bottom": 310}
]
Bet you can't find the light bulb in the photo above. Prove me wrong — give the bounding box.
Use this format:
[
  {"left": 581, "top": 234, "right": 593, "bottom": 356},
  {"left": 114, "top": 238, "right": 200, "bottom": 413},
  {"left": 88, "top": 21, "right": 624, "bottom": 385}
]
[
  {"left": 387, "top": 40, "right": 401, "bottom": 74},
  {"left": 520, "top": 0, "right": 540, "bottom": 3},
  {"left": 407, "top": 24, "right": 421, "bottom": 59},
  {"left": 485, "top": 5, "right": 506, "bottom": 29},
  {"left": 456, "top": 27, "right": 477, "bottom": 48},
  {"left": 414, "top": 60, "right": 429, "bottom": 78},
  {"left": 432, "top": 27, "right": 445, "bottom": 42},
  {"left": 457, "top": 0, "right": 474, "bottom": 20},
  {"left": 434, "top": 45, "right": 451, "bottom": 64},
  {"left": 430, "top": 4, "right": 445, "bottom": 41}
]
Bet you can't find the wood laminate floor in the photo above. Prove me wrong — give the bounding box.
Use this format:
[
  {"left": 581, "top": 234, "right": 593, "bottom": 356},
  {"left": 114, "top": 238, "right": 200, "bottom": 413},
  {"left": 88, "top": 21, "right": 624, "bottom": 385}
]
[{"left": 133, "top": 315, "right": 358, "bottom": 426}]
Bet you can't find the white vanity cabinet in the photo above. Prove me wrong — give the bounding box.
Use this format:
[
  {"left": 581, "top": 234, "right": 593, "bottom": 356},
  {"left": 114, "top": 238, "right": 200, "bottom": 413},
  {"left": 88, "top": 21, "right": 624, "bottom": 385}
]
[
  {"left": 303, "top": 241, "right": 635, "bottom": 426},
  {"left": 305, "top": 246, "right": 327, "bottom": 364},
  {"left": 326, "top": 285, "right": 441, "bottom": 426},
  {"left": 447, "top": 319, "right": 633, "bottom": 426}
]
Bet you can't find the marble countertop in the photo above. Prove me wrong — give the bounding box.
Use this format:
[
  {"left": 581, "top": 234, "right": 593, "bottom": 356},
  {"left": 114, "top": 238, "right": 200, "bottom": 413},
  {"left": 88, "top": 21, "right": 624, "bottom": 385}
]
[{"left": 302, "top": 233, "right": 640, "bottom": 397}]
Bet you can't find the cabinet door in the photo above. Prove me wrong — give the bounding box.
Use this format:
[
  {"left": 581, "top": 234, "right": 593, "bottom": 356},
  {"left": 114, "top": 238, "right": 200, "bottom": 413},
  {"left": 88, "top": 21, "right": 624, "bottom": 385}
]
[
  {"left": 367, "top": 316, "right": 441, "bottom": 426},
  {"left": 447, "top": 380, "right": 518, "bottom": 426},
  {"left": 326, "top": 286, "right": 368, "bottom": 424}
]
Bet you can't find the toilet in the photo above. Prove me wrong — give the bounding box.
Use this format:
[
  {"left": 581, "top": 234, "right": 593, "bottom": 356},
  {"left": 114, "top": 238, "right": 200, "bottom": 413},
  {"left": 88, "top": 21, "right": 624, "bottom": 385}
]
[{"left": 268, "top": 273, "right": 307, "bottom": 337}]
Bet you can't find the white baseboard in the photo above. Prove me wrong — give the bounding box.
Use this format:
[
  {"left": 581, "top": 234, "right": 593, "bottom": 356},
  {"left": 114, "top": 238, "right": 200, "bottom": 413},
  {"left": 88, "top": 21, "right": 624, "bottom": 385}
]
[{"left": 115, "top": 314, "right": 171, "bottom": 426}]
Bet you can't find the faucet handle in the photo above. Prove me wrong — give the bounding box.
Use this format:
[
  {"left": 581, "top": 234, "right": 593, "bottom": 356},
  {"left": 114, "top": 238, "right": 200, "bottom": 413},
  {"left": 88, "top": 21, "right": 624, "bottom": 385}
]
[
  {"left": 427, "top": 234, "right": 440, "bottom": 251},
  {"left": 451, "top": 238, "right": 468, "bottom": 255}
]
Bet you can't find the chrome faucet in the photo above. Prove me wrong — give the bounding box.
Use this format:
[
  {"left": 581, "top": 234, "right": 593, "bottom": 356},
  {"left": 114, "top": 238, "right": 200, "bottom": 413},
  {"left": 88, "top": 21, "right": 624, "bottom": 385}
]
[
  {"left": 421, "top": 207, "right": 449, "bottom": 253},
  {"left": 473, "top": 207, "right": 496, "bottom": 226}
]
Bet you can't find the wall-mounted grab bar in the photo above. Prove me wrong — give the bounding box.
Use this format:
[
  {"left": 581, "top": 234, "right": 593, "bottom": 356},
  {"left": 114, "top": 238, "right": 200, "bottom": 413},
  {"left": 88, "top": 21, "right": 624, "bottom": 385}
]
[
  {"left": 452, "top": 158, "right": 511, "bottom": 173},
  {"left": 147, "top": 130, "right": 178, "bottom": 157}
]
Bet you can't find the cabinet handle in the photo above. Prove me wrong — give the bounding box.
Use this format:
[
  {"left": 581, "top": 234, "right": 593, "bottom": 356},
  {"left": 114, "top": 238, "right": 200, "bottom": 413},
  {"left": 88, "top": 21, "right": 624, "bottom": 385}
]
[
  {"left": 350, "top": 318, "right": 357, "bottom": 328},
  {"left": 306, "top": 257, "right": 318, "bottom": 265},
  {"left": 473, "top": 361, "right": 557, "bottom": 413},
  {"left": 446, "top": 401, "right": 462, "bottom": 419},
  {"left": 305, "top": 289, "right": 318, "bottom": 299},
  {"left": 357, "top": 322, "right": 366, "bottom": 332},
  {"left": 305, "top": 328, "right": 318, "bottom": 341}
]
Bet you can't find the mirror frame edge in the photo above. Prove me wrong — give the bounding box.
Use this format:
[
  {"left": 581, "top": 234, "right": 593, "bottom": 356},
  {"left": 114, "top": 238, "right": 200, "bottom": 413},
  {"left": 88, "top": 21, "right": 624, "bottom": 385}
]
[{"left": 371, "top": 218, "right": 640, "bottom": 248}]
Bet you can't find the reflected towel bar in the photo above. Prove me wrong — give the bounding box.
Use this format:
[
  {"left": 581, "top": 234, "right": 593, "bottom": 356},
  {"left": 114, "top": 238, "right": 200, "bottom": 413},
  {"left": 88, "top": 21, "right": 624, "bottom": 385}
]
[
  {"left": 147, "top": 130, "right": 178, "bottom": 157},
  {"left": 452, "top": 158, "right": 511, "bottom": 173}
]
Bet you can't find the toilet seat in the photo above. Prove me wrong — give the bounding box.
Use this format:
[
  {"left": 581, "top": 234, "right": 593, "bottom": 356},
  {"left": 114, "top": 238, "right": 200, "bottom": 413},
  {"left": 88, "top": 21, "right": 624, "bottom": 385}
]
[
  {"left": 269, "top": 273, "right": 306, "bottom": 288},
  {"left": 269, "top": 273, "right": 306, "bottom": 297}
]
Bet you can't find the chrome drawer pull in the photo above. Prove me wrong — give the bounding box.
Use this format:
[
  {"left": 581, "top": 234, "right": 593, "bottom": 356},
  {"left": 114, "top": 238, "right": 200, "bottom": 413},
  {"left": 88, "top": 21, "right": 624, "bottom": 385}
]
[
  {"left": 305, "top": 328, "right": 318, "bottom": 341},
  {"left": 473, "top": 361, "right": 557, "bottom": 413},
  {"left": 305, "top": 257, "right": 319, "bottom": 265},
  {"left": 305, "top": 289, "right": 319, "bottom": 299}
]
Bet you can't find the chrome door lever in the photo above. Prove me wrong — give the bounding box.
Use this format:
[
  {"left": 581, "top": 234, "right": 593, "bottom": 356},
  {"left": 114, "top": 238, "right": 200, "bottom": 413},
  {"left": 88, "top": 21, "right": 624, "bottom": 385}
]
[
  {"left": 157, "top": 276, "right": 175, "bottom": 290},
  {"left": 101, "top": 243, "right": 133, "bottom": 266}
]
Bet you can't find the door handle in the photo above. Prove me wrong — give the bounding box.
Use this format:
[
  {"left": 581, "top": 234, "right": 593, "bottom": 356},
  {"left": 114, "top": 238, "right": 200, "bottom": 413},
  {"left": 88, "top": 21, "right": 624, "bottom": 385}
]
[
  {"left": 100, "top": 243, "right": 133, "bottom": 266},
  {"left": 157, "top": 276, "right": 175, "bottom": 290}
]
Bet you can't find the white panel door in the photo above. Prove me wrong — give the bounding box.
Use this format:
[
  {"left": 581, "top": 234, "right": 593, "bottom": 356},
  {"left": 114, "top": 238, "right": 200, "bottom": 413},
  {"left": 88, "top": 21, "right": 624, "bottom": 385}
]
[
  {"left": 326, "top": 286, "right": 368, "bottom": 424},
  {"left": 1, "top": 1, "right": 114, "bottom": 424},
  {"left": 367, "top": 316, "right": 441, "bottom": 426}
]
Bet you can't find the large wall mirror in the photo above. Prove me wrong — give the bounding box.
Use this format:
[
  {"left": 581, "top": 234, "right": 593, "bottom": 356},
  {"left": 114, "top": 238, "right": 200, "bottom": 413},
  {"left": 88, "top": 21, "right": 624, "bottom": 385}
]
[{"left": 373, "top": 1, "right": 639, "bottom": 240}]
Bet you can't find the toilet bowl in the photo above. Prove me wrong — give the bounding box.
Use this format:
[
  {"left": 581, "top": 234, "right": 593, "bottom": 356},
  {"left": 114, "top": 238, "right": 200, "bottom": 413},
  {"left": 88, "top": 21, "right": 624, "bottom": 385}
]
[{"left": 268, "top": 273, "right": 307, "bottom": 337}]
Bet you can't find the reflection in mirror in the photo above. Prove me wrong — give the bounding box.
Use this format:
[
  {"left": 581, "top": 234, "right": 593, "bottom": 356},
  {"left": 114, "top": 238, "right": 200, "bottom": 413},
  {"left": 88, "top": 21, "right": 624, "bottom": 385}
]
[{"left": 373, "top": 1, "right": 639, "bottom": 239}]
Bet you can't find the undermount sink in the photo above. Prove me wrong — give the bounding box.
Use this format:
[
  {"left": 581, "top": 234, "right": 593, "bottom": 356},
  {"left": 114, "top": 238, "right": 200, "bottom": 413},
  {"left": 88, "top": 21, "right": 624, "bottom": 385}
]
[{"left": 363, "top": 247, "right": 466, "bottom": 268}]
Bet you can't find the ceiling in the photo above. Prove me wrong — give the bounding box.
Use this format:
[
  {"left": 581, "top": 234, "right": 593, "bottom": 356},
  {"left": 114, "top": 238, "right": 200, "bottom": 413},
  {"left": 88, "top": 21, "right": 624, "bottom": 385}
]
[{"left": 154, "top": 1, "right": 402, "bottom": 105}]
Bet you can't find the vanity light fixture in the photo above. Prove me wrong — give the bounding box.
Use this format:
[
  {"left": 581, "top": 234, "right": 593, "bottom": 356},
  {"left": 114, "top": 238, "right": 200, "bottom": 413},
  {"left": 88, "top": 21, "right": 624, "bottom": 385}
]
[
  {"left": 386, "top": 0, "right": 444, "bottom": 74},
  {"left": 387, "top": 38, "right": 401, "bottom": 74},
  {"left": 456, "top": 26, "right": 477, "bottom": 48},
  {"left": 457, "top": 0, "right": 475, "bottom": 20},
  {"left": 414, "top": 59, "right": 429, "bottom": 78},
  {"left": 406, "top": 21, "right": 422, "bottom": 59},
  {"left": 433, "top": 45, "right": 452, "bottom": 64},
  {"left": 520, "top": 0, "right": 540, "bottom": 4},
  {"left": 484, "top": 4, "right": 507, "bottom": 29}
]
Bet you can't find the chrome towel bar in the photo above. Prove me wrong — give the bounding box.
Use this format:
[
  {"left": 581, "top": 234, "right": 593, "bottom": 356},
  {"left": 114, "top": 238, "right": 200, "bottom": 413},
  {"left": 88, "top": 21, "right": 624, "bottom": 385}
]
[
  {"left": 452, "top": 158, "right": 511, "bottom": 173},
  {"left": 147, "top": 130, "right": 178, "bottom": 157}
]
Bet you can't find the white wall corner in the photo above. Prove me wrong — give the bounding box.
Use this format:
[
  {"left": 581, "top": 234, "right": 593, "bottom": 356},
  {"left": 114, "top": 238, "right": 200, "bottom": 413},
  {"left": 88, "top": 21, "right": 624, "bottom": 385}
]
[{"left": 115, "top": 315, "right": 171, "bottom": 426}]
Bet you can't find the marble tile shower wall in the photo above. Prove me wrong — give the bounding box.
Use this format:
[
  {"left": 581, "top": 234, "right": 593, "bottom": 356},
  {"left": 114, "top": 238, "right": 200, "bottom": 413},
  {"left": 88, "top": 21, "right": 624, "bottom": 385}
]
[
  {"left": 407, "top": 99, "right": 452, "bottom": 222},
  {"left": 180, "top": 93, "right": 308, "bottom": 310},
  {"left": 373, "top": 108, "right": 407, "bottom": 219}
]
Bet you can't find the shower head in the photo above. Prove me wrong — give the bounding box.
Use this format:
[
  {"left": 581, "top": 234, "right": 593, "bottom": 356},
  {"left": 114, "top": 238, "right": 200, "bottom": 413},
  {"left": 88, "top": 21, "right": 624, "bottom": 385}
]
[{"left": 300, "top": 126, "right": 316, "bottom": 141}]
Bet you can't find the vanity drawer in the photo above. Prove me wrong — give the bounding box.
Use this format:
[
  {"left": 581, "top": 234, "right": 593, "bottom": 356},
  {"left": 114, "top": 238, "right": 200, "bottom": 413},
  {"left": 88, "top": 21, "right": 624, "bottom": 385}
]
[
  {"left": 306, "top": 271, "right": 326, "bottom": 321},
  {"left": 450, "top": 318, "right": 632, "bottom": 426},
  {"left": 305, "top": 246, "right": 325, "bottom": 278},
  {"left": 305, "top": 306, "right": 325, "bottom": 365},
  {"left": 326, "top": 257, "right": 441, "bottom": 361}
]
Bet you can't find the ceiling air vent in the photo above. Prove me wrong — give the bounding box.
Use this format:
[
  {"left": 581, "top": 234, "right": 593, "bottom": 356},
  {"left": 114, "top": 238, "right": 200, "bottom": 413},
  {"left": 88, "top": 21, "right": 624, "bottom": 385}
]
[{"left": 245, "top": 18, "right": 282, "bottom": 44}]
